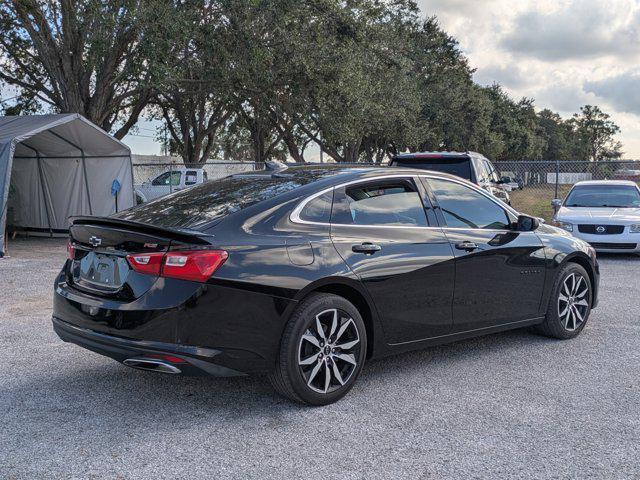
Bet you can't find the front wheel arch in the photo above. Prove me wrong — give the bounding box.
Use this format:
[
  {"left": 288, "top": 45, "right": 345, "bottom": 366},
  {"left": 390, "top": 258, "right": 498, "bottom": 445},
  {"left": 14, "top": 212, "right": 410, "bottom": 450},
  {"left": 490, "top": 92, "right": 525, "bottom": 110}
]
[{"left": 562, "top": 253, "right": 596, "bottom": 301}]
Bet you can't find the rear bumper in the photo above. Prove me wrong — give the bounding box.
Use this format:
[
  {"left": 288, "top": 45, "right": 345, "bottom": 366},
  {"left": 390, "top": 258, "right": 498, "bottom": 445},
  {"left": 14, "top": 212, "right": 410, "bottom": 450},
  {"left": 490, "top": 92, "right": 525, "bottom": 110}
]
[
  {"left": 53, "top": 316, "right": 246, "bottom": 377},
  {"left": 53, "top": 266, "right": 296, "bottom": 376}
]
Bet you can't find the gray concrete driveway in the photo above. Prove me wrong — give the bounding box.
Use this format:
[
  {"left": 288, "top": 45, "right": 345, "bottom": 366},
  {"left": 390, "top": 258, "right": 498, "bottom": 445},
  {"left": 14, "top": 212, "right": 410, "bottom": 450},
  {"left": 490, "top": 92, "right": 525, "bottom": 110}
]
[{"left": 1, "top": 238, "right": 638, "bottom": 479}]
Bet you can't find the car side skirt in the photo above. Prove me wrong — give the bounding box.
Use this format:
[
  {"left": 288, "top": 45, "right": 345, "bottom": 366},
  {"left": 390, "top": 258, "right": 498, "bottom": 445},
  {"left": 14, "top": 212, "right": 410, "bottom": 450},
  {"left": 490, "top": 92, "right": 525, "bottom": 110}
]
[{"left": 375, "top": 317, "right": 545, "bottom": 358}]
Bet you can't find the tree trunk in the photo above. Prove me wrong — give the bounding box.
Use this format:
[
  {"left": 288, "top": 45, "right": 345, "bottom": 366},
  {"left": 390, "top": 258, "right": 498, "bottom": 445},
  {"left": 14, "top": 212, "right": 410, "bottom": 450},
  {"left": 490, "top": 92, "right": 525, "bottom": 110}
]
[{"left": 343, "top": 140, "right": 362, "bottom": 163}]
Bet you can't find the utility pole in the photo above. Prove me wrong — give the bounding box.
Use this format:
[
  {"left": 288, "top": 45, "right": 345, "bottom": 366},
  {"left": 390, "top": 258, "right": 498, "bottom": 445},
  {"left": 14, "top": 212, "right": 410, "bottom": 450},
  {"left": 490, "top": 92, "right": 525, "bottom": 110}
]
[{"left": 163, "top": 124, "right": 168, "bottom": 156}]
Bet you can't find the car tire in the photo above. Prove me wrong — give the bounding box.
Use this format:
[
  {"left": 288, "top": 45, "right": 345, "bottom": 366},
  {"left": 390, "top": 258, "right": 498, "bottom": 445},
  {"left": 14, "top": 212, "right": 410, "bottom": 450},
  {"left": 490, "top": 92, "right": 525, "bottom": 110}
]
[
  {"left": 535, "top": 262, "right": 592, "bottom": 339},
  {"left": 269, "top": 293, "right": 367, "bottom": 406}
]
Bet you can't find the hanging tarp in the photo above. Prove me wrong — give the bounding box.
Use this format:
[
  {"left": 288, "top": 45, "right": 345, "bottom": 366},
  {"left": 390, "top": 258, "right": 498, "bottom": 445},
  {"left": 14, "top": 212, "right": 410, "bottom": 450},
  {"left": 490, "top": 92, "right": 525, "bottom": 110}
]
[{"left": 0, "top": 114, "right": 134, "bottom": 256}]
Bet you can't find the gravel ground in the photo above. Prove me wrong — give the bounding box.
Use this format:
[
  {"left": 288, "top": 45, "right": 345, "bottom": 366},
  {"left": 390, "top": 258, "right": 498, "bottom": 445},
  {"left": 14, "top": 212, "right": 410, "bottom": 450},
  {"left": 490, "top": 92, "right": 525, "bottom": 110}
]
[{"left": 1, "top": 238, "right": 639, "bottom": 479}]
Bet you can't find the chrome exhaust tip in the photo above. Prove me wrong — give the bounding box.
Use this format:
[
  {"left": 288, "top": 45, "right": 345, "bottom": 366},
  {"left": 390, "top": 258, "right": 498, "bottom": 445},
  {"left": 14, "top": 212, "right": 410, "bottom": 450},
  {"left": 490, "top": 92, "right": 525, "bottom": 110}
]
[{"left": 123, "top": 358, "right": 182, "bottom": 374}]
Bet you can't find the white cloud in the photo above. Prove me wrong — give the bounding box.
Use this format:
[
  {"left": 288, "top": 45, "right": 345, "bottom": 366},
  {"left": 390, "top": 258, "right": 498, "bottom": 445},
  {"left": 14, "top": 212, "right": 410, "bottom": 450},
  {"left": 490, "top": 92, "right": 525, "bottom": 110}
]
[
  {"left": 585, "top": 71, "right": 640, "bottom": 115},
  {"left": 415, "top": 0, "right": 640, "bottom": 157},
  {"left": 473, "top": 64, "right": 538, "bottom": 89},
  {"left": 532, "top": 84, "right": 596, "bottom": 116},
  {"left": 501, "top": 1, "right": 640, "bottom": 61}
]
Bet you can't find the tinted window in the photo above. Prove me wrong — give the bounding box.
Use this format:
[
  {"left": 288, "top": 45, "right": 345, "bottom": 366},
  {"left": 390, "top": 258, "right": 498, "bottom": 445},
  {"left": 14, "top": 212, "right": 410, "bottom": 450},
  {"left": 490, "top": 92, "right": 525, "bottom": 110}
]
[
  {"left": 152, "top": 171, "right": 181, "bottom": 186},
  {"left": 564, "top": 185, "right": 640, "bottom": 208},
  {"left": 429, "top": 178, "right": 510, "bottom": 230},
  {"left": 393, "top": 158, "right": 472, "bottom": 181},
  {"left": 299, "top": 191, "right": 333, "bottom": 223},
  {"left": 184, "top": 170, "right": 198, "bottom": 185},
  {"left": 332, "top": 180, "right": 427, "bottom": 226},
  {"left": 115, "top": 176, "right": 308, "bottom": 229}
]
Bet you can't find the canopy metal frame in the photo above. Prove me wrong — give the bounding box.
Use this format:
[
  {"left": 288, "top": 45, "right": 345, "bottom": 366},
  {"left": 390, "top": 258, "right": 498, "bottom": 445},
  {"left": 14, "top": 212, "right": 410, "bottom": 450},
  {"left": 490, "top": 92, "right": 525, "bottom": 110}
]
[{"left": 18, "top": 141, "right": 54, "bottom": 236}]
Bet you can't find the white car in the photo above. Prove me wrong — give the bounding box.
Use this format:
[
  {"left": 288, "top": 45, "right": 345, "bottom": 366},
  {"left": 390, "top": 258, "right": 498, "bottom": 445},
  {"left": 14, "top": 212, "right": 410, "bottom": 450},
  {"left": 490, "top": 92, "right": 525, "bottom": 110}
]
[
  {"left": 136, "top": 168, "right": 207, "bottom": 203},
  {"left": 552, "top": 180, "right": 640, "bottom": 253}
]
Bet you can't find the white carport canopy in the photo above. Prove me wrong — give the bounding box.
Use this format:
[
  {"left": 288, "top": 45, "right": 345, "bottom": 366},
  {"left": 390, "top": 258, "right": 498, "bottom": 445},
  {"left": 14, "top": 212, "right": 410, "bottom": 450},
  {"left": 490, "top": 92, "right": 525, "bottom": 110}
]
[{"left": 0, "top": 114, "right": 134, "bottom": 256}]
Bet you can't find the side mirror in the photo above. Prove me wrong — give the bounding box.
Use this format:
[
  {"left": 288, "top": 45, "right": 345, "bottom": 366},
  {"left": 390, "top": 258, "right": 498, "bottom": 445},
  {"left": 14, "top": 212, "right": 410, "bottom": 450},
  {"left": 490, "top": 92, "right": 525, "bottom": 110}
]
[
  {"left": 516, "top": 214, "right": 539, "bottom": 232},
  {"left": 551, "top": 199, "right": 562, "bottom": 209}
]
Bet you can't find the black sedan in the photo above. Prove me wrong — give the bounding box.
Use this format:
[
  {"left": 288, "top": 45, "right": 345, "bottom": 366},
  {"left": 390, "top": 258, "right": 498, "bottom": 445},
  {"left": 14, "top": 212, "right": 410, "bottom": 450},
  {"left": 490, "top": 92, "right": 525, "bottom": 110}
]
[{"left": 53, "top": 166, "right": 599, "bottom": 405}]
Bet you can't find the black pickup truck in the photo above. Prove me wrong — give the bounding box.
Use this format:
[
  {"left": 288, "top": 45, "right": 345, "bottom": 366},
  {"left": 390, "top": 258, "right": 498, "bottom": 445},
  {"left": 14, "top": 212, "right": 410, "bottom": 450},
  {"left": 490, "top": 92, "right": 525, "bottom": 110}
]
[{"left": 390, "top": 151, "right": 511, "bottom": 205}]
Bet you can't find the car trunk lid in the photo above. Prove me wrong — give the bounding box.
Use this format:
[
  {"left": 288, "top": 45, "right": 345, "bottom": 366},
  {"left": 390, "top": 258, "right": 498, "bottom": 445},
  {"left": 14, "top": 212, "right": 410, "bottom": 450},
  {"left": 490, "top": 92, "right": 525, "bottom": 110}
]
[{"left": 68, "top": 217, "right": 211, "bottom": 299}]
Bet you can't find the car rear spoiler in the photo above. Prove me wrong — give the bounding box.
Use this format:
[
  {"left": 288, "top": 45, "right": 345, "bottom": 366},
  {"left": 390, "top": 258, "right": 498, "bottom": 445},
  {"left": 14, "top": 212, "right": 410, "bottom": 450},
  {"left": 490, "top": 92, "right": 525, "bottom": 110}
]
[{"left": 69, "top": 216, "right": 213, "bottom": 245}]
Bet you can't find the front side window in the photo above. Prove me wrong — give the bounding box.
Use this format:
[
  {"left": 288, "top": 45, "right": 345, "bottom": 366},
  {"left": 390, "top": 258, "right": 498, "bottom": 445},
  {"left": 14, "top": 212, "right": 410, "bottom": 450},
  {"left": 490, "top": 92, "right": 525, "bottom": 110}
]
[
  {"left": 152, "top": 171, "right": 182, "bottom": 186},
  {"left": 332, "top": 179, "right": 428, "bottom": 227},
  {"left": 484, "top": 160, "right": 500, "bottom": 183},
  {"left": 428, "top": 177, "right": 510, "bottom": 230}
]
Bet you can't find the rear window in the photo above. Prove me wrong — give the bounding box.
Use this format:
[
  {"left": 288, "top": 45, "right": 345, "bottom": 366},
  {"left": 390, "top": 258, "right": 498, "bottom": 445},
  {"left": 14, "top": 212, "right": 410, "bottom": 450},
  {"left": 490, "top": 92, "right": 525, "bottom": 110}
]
[
  {"left": 114, "top": 175, "right": 308, "bottom": 229},
  {"left": 392, "top": 158, "right": 472, "bottom": 181}
]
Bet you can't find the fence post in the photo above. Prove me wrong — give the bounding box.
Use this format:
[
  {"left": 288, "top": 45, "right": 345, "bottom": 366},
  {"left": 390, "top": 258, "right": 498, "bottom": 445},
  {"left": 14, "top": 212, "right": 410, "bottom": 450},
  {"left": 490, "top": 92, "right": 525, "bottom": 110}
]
[
  {"left": 554, "top": 159, "right": 559, "bottom": 199},
  {"left": 169, "top": 162, "right": 174, "bottom": 194}
]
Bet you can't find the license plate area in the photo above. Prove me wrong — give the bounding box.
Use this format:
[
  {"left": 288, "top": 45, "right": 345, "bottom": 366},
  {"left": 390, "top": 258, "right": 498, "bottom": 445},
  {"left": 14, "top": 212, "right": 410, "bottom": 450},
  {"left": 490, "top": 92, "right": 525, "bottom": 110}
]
[{"left": 72, "top": 251, "right": 130, "bottom": 292}]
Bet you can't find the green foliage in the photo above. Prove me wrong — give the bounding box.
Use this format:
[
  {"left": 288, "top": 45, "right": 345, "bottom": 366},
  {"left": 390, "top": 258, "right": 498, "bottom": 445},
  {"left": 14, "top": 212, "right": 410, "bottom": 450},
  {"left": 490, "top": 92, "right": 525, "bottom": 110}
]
[
  {"left": 0, "top": 0, "right": 625, "bottom": 163},
  {"left": 569, "top": 105, "right": 623, "bottom": 161},
  {"left": 0, "top": 0, "right": 162, "bottom": 138}
]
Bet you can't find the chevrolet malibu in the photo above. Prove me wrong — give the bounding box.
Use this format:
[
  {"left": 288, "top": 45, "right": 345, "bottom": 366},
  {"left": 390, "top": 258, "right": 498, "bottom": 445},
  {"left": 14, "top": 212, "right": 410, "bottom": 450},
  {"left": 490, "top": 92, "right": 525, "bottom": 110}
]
[
  {"left": 553, "top": 180, "right": 640, "bottom": 253},
  {"left": 53, "top": 167, "right": 599, "bottom": 405}
]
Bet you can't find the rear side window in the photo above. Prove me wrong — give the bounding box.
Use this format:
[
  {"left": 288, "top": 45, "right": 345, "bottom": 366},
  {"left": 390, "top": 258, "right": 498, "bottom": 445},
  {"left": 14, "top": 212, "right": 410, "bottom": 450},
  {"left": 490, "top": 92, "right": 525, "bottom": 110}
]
[
  {"left": 184, "top": 170, "right": 198, "bottom": 185},
  {"left": 299, "top": 191, "right": 333, "bottom": 223},
  {"left": 332, "top": 180, "right": 427, "bottom": 227}
]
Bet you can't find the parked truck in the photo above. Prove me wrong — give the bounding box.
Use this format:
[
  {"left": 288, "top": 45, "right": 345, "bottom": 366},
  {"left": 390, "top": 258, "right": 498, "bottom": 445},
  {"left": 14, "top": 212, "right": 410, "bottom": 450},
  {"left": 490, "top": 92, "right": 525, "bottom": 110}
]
[{"left": 135, "top": 167, "right": 207, "bottom": 204}]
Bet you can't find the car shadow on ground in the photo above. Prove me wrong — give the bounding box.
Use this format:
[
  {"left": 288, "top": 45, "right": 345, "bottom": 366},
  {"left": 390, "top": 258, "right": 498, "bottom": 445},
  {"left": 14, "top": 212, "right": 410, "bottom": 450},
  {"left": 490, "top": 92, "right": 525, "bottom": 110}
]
[{"left": 5, "top": 327, "right": 559, "bottom": 427}]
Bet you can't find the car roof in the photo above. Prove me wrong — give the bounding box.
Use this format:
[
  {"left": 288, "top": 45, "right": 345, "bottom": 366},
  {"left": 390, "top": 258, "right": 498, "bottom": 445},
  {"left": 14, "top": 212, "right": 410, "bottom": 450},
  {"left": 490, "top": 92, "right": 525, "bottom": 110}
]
[
  {"left": 392, "top": 151, "right": 487, "bottom": 161},
  {"left": 573, "top": 180, "right": 638, "bottom": 187},
  {"left": 232, "top": 164, "right": 467, "bottom": 186}
]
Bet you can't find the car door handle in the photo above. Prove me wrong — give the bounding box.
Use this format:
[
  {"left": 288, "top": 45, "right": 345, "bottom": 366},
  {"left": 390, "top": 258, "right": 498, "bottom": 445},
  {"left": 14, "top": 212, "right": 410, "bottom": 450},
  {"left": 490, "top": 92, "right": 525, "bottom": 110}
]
[
  {"left": 455, "top": 241, "right": 479, "bottom": 252},
  {"left": 352, "top": 243, "right": 382, "bottom": 254}
]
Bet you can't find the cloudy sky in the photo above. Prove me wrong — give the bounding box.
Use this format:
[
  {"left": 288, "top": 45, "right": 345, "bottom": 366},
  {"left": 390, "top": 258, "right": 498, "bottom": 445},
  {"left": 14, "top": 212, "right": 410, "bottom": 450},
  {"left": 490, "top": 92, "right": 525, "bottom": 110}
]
[
  {"left": 4, "top": 0, "right": 637, "bottom": 158},
  {"left": 416, "top": 0, "right": 640, "bottom": 158}
]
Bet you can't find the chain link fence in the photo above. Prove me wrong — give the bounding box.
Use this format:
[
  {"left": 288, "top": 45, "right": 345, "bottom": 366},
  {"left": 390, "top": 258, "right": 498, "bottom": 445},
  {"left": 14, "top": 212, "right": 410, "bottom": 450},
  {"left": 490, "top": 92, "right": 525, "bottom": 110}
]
[
  {"left": 132, "top": 161, "right": 259, "bottom": 186},
  {"left": 494, "top": 161, "right": 640, "bottom": 222},
  {"left": 132, "top": 160, "right": 261, "bottom": 203}
]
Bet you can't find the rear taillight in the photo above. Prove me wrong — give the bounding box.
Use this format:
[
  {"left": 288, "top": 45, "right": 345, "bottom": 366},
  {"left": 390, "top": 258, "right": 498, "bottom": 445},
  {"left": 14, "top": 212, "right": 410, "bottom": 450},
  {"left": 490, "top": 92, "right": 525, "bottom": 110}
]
[
  {"left": 162, "top": 250, "right": 228, "bottom": 282},
  {"left": 126, "top": 250, "right": 228, "bottom": 283},
  {"left": 127, "top": 252, "right": 164, "bottom": 276},
  {"left": 67, "top": 240, "right": 75, "bottom": 260}
]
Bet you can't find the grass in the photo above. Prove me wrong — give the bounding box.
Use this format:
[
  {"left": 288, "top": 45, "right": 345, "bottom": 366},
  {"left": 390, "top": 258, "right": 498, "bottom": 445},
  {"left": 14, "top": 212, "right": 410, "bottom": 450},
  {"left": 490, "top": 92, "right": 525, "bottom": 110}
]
[{"left": 508, "top": 184, "right": 573, "bottom": 223}]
